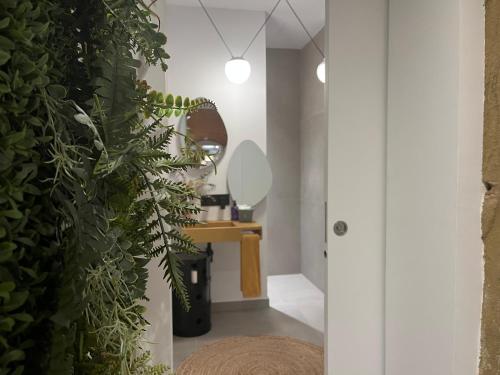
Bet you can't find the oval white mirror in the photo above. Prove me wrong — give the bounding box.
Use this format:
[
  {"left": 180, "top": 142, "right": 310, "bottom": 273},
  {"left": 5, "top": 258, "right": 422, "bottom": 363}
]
[{"left": 227, "top": 140, "right": 272, "bottom": 207}]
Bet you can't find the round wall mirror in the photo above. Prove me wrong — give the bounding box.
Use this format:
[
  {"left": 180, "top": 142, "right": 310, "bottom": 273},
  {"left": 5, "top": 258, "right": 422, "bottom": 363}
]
[{"left": 178, "top": 100, "right": 228, "bottom": 168}]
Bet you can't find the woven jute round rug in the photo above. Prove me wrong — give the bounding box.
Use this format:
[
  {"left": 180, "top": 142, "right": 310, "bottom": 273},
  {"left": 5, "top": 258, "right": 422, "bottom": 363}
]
[{"left": 176, "top": 336, "right": 323, "bottom": 375}]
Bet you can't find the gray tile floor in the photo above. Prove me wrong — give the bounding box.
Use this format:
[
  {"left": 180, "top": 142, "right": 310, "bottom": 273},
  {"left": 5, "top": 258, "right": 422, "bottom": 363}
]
[{"left": 173, "top": 307, "right": 324, "bottom": 369}]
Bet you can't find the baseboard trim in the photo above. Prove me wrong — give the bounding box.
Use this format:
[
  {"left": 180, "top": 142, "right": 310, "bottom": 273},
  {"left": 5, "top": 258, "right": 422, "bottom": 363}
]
[{"left": 212, "top": 299, "right": 270, "bottom": 313}]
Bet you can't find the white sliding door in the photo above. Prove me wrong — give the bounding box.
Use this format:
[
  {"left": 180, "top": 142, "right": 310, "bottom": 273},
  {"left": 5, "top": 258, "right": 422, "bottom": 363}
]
[
  {"left": 326, "top": 0, "right": 484, "bottom": 374},
  {"left": 326, "top": 0, "right": 388, "bottom": 374}
]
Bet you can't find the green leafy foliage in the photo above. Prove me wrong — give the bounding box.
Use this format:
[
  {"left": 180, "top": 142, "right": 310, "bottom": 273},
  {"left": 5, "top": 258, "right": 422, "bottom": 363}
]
[
  {"left": 1, "top": 0, "right": 206, "bottom": 374},
  {"left": 0, "top": 1, "right": 67, "bottom": 373}
]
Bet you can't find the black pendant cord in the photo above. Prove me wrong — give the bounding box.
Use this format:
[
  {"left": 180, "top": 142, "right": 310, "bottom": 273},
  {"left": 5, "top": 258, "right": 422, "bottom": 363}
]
[
  {"left": 198, "top": 0, "right": 235, "bottom": 58},
  {"left": 198, "top": 0, "right": 324, "bottom": 60},
  {"left": 241, "top": 0, "right": 282, "bottom": 58},
  {"left": 285, "top": 0, "right": 325, "bottom": 59},
  {"left": 198, "top": 0, "right": 282, "bottom": 58}
]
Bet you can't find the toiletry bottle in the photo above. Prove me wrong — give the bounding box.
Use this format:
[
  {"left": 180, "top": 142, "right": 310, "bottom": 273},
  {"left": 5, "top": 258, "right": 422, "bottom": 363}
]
[{"left": 231, "top": 201, "right": 239, "bottom": 221}]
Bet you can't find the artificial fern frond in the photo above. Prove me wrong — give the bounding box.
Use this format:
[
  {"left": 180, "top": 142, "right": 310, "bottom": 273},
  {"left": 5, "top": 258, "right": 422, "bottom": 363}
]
[
  {"left": 138, "top": 150, "right": 172, "bottom": 162},
  {"left": 132, "top": 164, "right": 192, "bottom": 310},
  {"left": 148, "top": 126, "right": 175, "bottom": 150},
  {"left": 153, "top": 156, "right": 203, "bottom": 172},
  {"left": 159, "top": 250, "right": 190, "bottom": 310},
  {"left": 166, "top": 229, "right": 200, "bottom": 250}
]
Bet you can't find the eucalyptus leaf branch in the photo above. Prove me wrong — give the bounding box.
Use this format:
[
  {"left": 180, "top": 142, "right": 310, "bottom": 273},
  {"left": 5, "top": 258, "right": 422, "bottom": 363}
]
[
  {"left": 101, "top": 0, "right": 165, "bottom": 64},
  {"left": 144, "top": 0, "right": 161, "bottom": 31}
]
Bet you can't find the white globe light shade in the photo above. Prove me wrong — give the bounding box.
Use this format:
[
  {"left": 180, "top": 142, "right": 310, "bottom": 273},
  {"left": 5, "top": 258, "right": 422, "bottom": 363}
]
[
  {"left": 225, "top": 58, "right": 251, "bottom": 84},
  {"left": 316, "top": 60, "right": 326, "bottom": 83}
]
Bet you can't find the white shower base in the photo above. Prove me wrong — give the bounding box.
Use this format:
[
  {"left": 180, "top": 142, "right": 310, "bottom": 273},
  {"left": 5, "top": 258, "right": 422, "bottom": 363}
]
[{"left": 267, "top": 274, "right": 325, "bottom": 333}]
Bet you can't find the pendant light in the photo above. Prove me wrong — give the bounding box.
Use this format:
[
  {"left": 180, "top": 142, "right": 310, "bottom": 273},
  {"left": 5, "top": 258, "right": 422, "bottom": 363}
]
[
  {"left": 316, "top": 59, "right": 326, "bottom": 83},
  {"left": 225, "top": 58, "right": 251, "bottom": 84},
  {"left": 285, "top": 0, "right": 326, "bottom": 84},
  {"left": 198, "top": 0, "right": 282, "bottom": 84},
  {"left": 198, "top": 0, "right": 325, "bottom": 84}
]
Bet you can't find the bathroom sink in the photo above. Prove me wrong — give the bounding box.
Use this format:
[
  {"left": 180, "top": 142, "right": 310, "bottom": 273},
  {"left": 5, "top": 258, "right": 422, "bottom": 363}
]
[{"left": 182, "top": 220, "right": 262, "bottom": 243}]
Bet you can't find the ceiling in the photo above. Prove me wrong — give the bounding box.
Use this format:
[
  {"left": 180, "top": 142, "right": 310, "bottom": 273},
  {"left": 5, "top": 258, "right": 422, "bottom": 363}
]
[{"left": 164, "top": 0, "right": 325, "bottom": 50}]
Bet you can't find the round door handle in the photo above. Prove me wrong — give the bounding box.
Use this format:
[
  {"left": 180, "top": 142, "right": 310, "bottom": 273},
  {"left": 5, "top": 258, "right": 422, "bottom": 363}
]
[{"left": 333, "top": 221, "right": 348, "bottom": 236}]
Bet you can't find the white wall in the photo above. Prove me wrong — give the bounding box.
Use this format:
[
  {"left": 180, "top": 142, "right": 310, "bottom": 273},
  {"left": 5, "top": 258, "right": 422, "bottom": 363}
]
[
  {"left": 165, "top": 5, "right": 268, "bottom": 303},
  {"left": 143, "top": 258, "right": 174, "bottom": 367},
  {"left": 385, "top": 0, "right": 484, "bottom": 374},
  {"left": 140, "top": 1, "right": 173, "bottom": 368},
  {"left": 266, "top": 39, "right": 327, "bottom": 289},
  {"left": 326, "top": 0, "right": 388, "bottom": 373},
  {"left": 300, "top": 30, "right": 327, "bottom": 292}
]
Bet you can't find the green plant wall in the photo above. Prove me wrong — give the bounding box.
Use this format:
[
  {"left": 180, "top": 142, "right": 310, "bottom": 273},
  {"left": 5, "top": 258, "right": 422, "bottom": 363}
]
[
  {"left": 0, "top": 1, "right": 67, "bottom": 372},
  {"left": 0, "top": 1, "right": 204, "bottom": 374}
]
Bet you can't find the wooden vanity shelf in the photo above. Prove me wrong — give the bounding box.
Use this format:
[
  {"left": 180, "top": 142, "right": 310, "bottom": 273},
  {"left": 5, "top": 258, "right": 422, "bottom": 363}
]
[
  {"left": 182, "top": 220, "right": 262, "bottom": 243},
  {"left": 182, "top": 221, "right": 262, "bottom": 298}
]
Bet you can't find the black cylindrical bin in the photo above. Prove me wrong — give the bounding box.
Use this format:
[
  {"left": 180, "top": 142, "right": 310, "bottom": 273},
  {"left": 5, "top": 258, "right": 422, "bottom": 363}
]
[{"left": 173, "top": 252, "right": 211, "bottom": 337}]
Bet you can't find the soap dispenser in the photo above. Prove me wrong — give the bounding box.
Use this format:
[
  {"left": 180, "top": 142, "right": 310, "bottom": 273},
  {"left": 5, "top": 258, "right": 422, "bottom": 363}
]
[{"left": 231, "top": 201, "right": 239, "bottom": 221}]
